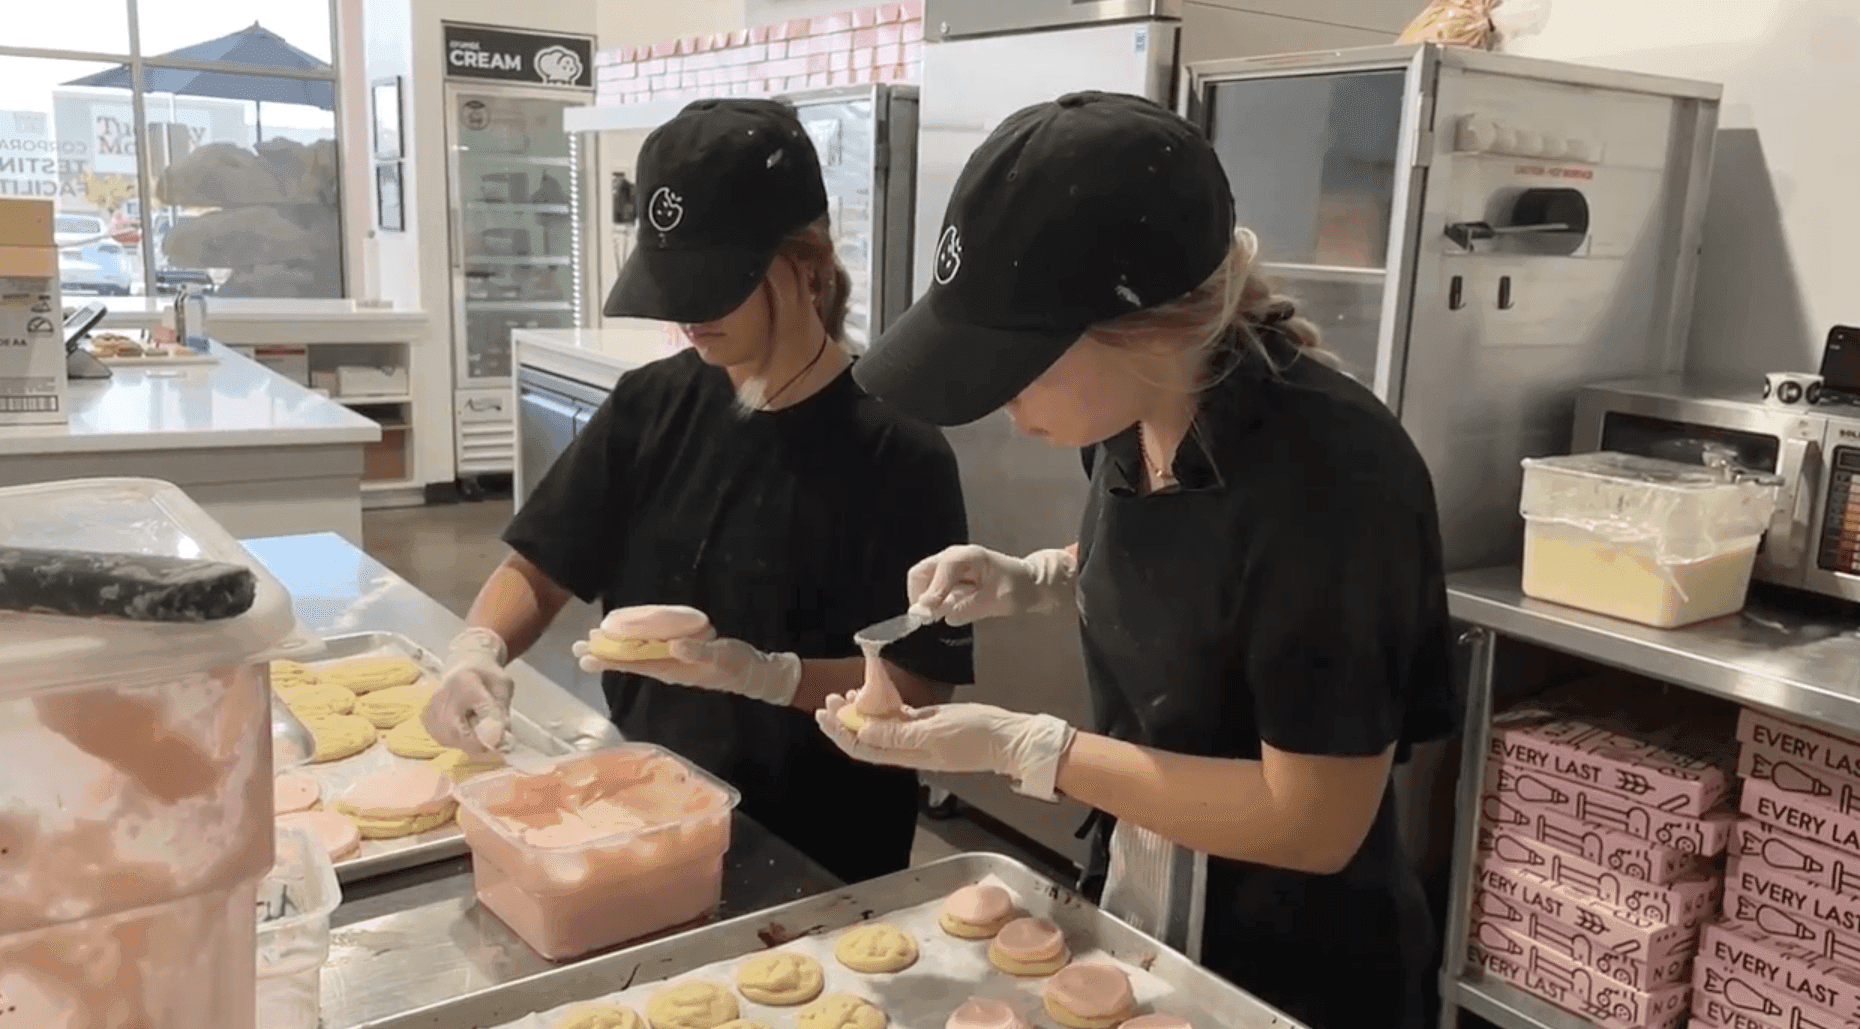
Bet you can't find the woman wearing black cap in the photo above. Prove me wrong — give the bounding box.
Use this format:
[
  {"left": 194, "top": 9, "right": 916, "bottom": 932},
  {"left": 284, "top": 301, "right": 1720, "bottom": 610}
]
[
  {"left": 423, "top": 98, "right": 973, "bottom": 884},
  {"left": 819, "top": 92, "right": 1457, "bottom": 1028}
]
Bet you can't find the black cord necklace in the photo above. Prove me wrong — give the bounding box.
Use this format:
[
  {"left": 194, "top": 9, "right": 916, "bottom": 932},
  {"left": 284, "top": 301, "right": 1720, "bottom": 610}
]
[{"left": 759, "top": 332, "right": 831, "bottom": 411}]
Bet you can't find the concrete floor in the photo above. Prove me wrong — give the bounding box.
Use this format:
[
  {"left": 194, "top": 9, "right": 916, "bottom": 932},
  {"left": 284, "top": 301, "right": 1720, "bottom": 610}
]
[{"left": 359, "top": 497, "right": 1071, "bottom": 880}]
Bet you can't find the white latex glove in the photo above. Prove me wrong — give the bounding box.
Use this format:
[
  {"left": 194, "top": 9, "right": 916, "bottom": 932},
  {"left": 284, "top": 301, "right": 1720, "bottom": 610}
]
[
  {"left": 906, "top": 544, "right": 1077, "bottom": 627},
  {"left": 816, "top": 694, "right": 1077, "bottom": 801},
  {"left": 424, "top": 627, "right": 514, "bottom": 754},
  {"left": 574, "top": 634, "right": 803, "bottom": 707}
]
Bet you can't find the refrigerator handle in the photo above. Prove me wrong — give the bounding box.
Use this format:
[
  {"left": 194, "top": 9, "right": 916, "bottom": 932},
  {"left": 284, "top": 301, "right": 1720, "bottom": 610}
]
[{"left": 450, "top": 205, "right": 464, "bottom": 269}]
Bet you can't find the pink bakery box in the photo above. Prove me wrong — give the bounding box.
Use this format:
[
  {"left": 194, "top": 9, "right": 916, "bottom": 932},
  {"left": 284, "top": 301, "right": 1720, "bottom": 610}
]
[
  {"left": 1744, "top": 778, "right": 1860, "bottom": 857},
  {"left": 1740, "top": 819, "right": 1860, "bottom": 905},
  {"left": 1724, "top": 886, "right": 1860, "bottom": 972},
  {"left": 1704, "top": 918, "right": 1860, "bottom": 1022},
  {"left": 1467, "top": 916, "right": 1690, "bottom": 1029},
  {"left": 1480, "top": 821, "right": 1722, "bottom": 927},
  {"left": 1694, "top": 953, "right": 1860, "bottom": 1029},
  {"left": 1490, "top": 759, "right": 1737, "bottom": 856},
  {"left": 1471, "top": 884, "right": 1696, "bottom": 991},
  {"left": 1744, "top": 742, "right": 1860, "bottom": 817},
  {"left": 1485, "top": 788, "right": 1695, "bottom": 884},
  {"left": 1492, "top": 683, "right": 1734, "bottom": 817},
  {"left": 1740, "top": 708, "right": 1860, "bottom": 792},
  {"left": 1726, "top": 854, "right": 1860, "bottom": 950},
  {"left": 1476, "top": 858, "right": 1701, "bottom": 963}
]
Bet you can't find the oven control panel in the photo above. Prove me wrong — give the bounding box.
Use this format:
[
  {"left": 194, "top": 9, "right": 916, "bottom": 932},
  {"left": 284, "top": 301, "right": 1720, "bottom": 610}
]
[{"left": 1817, "top": 446, "right": 1860, "bottom": 574}]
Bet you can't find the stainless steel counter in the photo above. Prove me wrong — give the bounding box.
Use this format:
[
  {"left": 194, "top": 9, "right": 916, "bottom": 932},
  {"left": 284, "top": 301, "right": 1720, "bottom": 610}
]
[{"left": 242, "top": 532, "right": 842, "bottom": 1029}]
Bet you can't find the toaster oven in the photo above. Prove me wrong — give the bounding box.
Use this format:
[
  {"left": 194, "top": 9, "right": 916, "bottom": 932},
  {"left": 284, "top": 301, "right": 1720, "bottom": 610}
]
[{"left": 1573, "top": 379, "right": 1860, "bottom": 603}]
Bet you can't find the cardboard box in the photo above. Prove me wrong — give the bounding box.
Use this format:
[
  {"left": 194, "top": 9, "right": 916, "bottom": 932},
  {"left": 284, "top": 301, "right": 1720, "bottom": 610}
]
[
  {"left": 1467, "top": 916, "right": 1691, "bottom": 1029},
  {"left": 1476, "top": 858, "right": 1701, "bottom": 963},
  {"left": 1485, "top": 788, "right": 1695, "bottom": 884},
  {"left": 1726, "top": 855, "right": 1860, "bottom": 946},
  {"left": 1739, "top": 709, "right": 1860, "bottom": 794},
  {"left": 1744, "top": 743, "right": 1860, "bottom": 813},
  {"left": 1491, "top": 759, "right": 1737, "bottom": 856},
  {"left": 1492, "top": 681, "right": 1734, "bottom": 817},
  {"left": 1744, "top": 778, "right": 1860, "bottom": 856},
  {"left": 1479, "top": 822, "right": 1722, "bottom": 927},
  {"left": 1739, "top": 819, "right": 1860, "bottom": 904},
  {"left": 1472, "top": 881, "right": 1696, "bottom": 990},
  {"left": 0, "top": 245, "right": 54, "bottom": 278},
  {"left": 0, "top": 200, "right": 67, "bottom": 427},
  {"left": 1693, "top": 953, "right": 1860, "bottom": 1029},
  {"left": 251, "top": 345, "right": 309, "bottom": 386},
  {"left": 0, "top": 198, "right": 54, "bottom": 248}
]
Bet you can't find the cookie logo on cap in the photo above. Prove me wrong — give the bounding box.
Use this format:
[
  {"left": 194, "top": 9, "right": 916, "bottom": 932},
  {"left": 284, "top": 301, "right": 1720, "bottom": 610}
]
[
  {"left": 648, "top": 186, "right": 685, "bottom": 233},
  {"left": 934, "top": 225, "right": 962, "bottom": 285}
]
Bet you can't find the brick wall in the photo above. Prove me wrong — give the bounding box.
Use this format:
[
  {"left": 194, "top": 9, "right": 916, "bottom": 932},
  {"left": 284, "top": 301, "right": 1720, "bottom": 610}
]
[{"left": 594, "top": 2, "right": 925, "bottom": 106}]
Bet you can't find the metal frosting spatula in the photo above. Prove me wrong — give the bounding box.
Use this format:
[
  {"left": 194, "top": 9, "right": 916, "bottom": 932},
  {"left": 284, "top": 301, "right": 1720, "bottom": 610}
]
[{"left": 854, "top": 609, "right": 929, "bottom": 650}]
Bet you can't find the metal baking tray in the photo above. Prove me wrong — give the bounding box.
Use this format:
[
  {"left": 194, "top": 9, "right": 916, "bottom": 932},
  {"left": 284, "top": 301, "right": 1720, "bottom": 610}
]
[
  {"left": 352, "top": 852, "right": 1308, "bottom": 1029},
  {"left": 290, "top": 632, "right": 581, "bottom": 884}
]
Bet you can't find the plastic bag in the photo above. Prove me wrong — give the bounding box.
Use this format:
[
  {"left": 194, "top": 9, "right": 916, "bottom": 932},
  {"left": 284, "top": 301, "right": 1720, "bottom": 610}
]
[{"left": 1397, "top": 0, "right": 1497, "bottom": 48}]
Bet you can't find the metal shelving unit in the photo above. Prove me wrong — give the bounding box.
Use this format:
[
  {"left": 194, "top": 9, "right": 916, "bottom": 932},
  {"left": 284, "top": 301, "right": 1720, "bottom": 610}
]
[{"left": 1437, "top": 565, "right": 1860, "bottom": 1029}]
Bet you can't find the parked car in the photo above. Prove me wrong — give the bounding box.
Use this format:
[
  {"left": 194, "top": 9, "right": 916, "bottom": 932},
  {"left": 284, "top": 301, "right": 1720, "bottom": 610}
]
[{"left": 54, "top": 214, "right": 133, "bottom": 295}]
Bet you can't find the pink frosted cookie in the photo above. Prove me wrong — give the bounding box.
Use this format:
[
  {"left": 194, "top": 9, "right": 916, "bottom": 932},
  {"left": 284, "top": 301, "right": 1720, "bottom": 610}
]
[
  {"left": 588, "top": 605, "right": 715, "bottom": 662},
  {"left": 987, "top": 917, "right": 1070, "bottom": 976},
  {"left": 1043, "top": 964, "right": 1136, "bottom": 1029},
  {"left": 838, "top": 645, "right": 905, "bottom": 732},
  {"left": 279, "top": 809, "right": 362, "bottom": 861},
  {"left": 939, "top": 883, "right": 1016, "bottom": 938},
  {"left": 274, "top": 772, "right": 320, "bottom": 815},
  {"left": 333, "top": 765, "right": 457, "bottom": 839},
  {"left": 1118, "top": 1016, "right": 1192, "bottom": 1029},
  {"left": 946, "top": 998, "right": 1030, "bottom": 1029}
]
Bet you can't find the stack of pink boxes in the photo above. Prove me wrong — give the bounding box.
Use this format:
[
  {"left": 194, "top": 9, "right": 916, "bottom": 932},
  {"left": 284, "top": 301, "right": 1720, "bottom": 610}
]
[
  {"left": 1469, "top": 681, "right": 1736, "bottom": 1029},
  {"left": 1697, "top": 708, "right": 1860, "bottom": 1029}
]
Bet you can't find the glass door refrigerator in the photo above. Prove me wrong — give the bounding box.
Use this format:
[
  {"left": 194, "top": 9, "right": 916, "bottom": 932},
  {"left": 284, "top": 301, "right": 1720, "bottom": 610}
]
[{"left": 445, "top": 82, "right": 592, "bottom": 480}]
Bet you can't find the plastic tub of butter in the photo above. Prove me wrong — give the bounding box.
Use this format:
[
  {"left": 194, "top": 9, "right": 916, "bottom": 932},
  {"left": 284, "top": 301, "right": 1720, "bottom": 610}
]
[
  {"left": 1519, "top": 452, "right": 1781, "bottom": 628},
  {"left": 257, "top": 822, "right": 342, "bottom": 1029},
  {"left": 456, "top": 742, "right": 741, "bottom": 960}
]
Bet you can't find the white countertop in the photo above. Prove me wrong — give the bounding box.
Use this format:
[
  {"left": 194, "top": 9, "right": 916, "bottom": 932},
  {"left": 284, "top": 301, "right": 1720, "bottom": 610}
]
[
  {"left": 0, "top": 342, "right": 380, "bottom": 456},
  {"left": 98, "top": 298, "right": 427, "bottom": 325},
  {"left": 513, "top": 324, "right": 686, "bottom": 388}
]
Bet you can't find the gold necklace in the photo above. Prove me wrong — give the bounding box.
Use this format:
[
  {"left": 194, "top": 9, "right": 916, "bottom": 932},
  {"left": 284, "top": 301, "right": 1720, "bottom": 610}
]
[{"left": 1137, "top": 422, "right": 1175, "bottom": 485}]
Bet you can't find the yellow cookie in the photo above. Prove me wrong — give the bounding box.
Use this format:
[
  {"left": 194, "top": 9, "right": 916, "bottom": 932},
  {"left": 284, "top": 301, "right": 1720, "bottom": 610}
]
[
  {"left": 384, "top": 715, "right": 447, "bottom": 759},
  {"left": 317, "top": 655, "right": 422, "bottom": 693},
  {"left": 278, "top": 682, "right": 356, "bottom": 718},
  {"left": 714, "top": 1022, "right": 772, "bottom": 1029},
  {"left": 737, "top": 952, "right": 824, "bottom": 1006},
  {"left": 647, "top": 981, "right": 739, "bottom": 1029},
  {"left": 833, "top": 924, "right": 917, "bottom": 974},
  {"left": 588, "top": 634, "right": 676, "bottom": 662},
  {"left": 430, "top": 747, "right": 506, "bottom": 782},
  {"left": 302, "top": 713, "right": 377, "bottom": 762},
  {"left": 354, "top": 682, "right": 436, "bottom": 729},
  {"left": 270, "top": 660, "right": 320, "bottom": 688},
  {"left": 797, "top": 995, "right": 887, "bottom": 1029},
  {"left": 555, "top": 1005, "right": 645, "bottom": 1029},
  {"left": 334, "top": 801, "right": 456, "bottom": 840}
]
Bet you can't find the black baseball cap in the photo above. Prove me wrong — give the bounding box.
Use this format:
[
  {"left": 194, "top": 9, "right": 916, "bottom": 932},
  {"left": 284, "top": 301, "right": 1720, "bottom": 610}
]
[
  {"left": 603, "top": 98, "right": 828, "bottom": 323},
  {"left": 855, "top": 91, "right": 1235, "bottom": 426}
]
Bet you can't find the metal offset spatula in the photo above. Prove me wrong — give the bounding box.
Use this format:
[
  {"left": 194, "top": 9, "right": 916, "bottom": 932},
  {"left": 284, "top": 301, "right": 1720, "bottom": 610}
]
[{"left": 854, "top": 609, "right": 929, "bottom": 649}]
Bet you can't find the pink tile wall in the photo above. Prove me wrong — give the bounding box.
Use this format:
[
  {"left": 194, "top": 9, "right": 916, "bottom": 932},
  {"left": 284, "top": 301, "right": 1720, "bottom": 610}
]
[{"left": 592, "top": 4, "right": 926, "bottom": 107}]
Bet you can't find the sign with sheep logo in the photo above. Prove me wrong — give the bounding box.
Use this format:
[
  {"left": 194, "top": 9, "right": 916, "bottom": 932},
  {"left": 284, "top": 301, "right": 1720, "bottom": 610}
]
[{"left": 443, "top": 24, "right": 594, "bottom": 89}]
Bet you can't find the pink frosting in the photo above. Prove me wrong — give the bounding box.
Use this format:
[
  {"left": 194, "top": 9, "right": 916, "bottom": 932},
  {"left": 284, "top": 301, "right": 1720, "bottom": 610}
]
[
  {"left": 340, "top": 765, "right": 454, "bottom": 816},
  {"left": 273, "top": 773, "right": 319, "bottom": 815},
  {"left": 280, "top": 810, "right": 361, "bottom": 861},
  {"left": 1044, "top": 964, "right": 1135, "bottom": 1020},
  {"left": 599, "top": 605, "right": 712, "bottom": 640},
  {"left": 1118, "top": 1016, "right": 1192, "bottom": 1029},
  {"left": 853, "top": 643, "right": 904, "bottom": 717},
  {"left": 994, "top": 918, "right": 1066, "bottom": 963},
  {"left": 944, "top": 884, "right": 1013, "bottom": 925},
  {"left": 947, "top": 998, "right": 1030, "bottom": 1029}
]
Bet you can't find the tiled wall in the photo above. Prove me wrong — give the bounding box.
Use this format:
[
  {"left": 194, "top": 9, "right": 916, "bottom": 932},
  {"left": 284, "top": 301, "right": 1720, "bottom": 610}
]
[{"left": 594, "top": 1, "right": 925, "bottom": 106}]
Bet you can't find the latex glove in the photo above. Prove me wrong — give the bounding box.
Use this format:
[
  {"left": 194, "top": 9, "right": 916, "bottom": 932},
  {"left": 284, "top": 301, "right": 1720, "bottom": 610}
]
[
  {"left": 816, "top": 695, "right": 1077, "bottom": 801},
  {"left": 424, "top": 627, "right": 514, "bottom": 754},
  {"left": 906, "top": 544, "right": 1077, "bottom": 627},
  {"left": 574, "top": 634, "right": 803, "bottom": 707}
]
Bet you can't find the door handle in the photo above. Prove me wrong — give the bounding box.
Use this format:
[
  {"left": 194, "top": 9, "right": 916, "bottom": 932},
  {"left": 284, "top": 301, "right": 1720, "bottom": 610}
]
[{"left": 1771, "top": 438, "right": 1820, "bottom": 567}]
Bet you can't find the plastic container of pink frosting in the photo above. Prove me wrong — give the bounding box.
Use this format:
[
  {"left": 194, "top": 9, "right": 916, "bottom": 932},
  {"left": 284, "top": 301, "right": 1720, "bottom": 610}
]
[{"left": 456, "top": 742, "right": 740, "bottom": 959}]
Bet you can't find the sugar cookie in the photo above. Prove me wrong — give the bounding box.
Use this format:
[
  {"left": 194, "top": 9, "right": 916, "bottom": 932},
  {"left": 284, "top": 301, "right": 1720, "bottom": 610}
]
[
  {"left": 270, "top": 659, "right": 320, "bottom": 688},
  {"left": 318, "top": 655, "right": 422, "bottom": 693},
  {"left": 947, "top": 998, "right": 1031, "bottom": 1029},
  {"left": 647, "top": 981, "right": 739, "bottom": 1029},
  {"left": 303, "top": 713, "right": 377, "bottom": 762},
  {"left": 278, "top": 809, "right": 361, "bottom": 861},
  {"left": 384, "top": 713, "right": 447, "bottom": 759},
  {"left": 737, "top": 951, "right": 824, "bottom": 1006},
  {"left": 834, "top": 923, "right": 917, "bottom": 974},
  {"left": 1043, "top": 964, "right": 1136, "bottom": 1029},
  {"left": 988, "top": 917, "right": 1069, "bottom": 976},
  {"left": 839, "top": 648, "right": 905, "bottom": 732},
  {"left": 797, "top": 994, "right": 886, "bottom": 1029},
  {"left": 431, "top": 746, "right": 506, "bottom": 782},
  {"left": 555, "top": 1004, "right": 646, "bottom": 1029},
  {"left": 354, "top": 681, "right": 435, "bottom": 728},
  {"left": 939, "top": 883, "right": 1015, "bottom": 938},
  {"left": 274, "top": 772, "right": 321, "bottom": 815},
  {"left": 278, "top": 682, "right": 356, "bottom": 718},
  {"left": 334, "top": 765, "right": 457, "bottom": 839},
  {"left": 1117, "top": 1016, "right": 1193, "bottom": 1029},
  {"left": 713, "top": 1022, "right": 772, "bottom": 1029},
  {"left": 590, "top": 605, "right": 715, "bottom": 661}
]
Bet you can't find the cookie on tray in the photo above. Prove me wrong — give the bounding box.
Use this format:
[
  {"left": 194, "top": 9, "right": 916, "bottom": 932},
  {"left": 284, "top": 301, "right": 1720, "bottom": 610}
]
[
  {"left": 302, "top": 713, "right": 377, "bottom": 762},
  {"left": 834, "top": 923, "right": 917, "bottom": 973},
  {"left": 736, "top": 952, "right": 824, "bottom": 1006},
  {"left": 647, "top": 981, "right": 738, "bottom": 1029}
]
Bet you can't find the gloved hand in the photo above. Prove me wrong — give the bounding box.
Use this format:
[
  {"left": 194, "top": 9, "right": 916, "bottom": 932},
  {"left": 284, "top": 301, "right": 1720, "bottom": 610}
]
[
  {"left": 574, "top": 634, "right": 803, "bottom": 707},
  {"left": 906, "top": 544, "right": 1077, "bottom": 626},
  {"left": 424, "top": 627, "right": 514, "bottom": 754},
  {"left": 816, "top": 695, "right": 1077, "bottom": 801}
]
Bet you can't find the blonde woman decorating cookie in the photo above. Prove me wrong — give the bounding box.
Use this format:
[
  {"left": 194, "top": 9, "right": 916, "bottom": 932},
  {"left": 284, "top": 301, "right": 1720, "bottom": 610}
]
[
  {"left": 820, "top": 93, "right": 1458, "bottom": 1029},
  {"left": 424, "top": 98, "right": 973, "bottom": 883}
]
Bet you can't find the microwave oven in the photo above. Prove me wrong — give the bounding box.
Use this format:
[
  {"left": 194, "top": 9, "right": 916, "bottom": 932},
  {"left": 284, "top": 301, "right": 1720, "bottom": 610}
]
[{"left": 1573, "top": 379, "right": 1860, "bottom": 603}]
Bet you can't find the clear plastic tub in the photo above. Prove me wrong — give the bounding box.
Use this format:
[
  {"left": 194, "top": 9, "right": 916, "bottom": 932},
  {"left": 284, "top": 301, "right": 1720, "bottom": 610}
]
[
  {"left": 257, "top": 823, "right": 342, "bottom": 1029},
  {"left": 456, "top": 743, "right": 740, "bottom": 960},
  {"left": 0, "top": 478, "right": 306, "bottom": 1028},
  {"left": 1519, "top": 453, "right": 1782, "bottom": 628}
]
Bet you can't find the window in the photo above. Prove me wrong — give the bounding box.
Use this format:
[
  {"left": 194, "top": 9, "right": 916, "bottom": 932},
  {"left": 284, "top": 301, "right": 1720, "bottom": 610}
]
[{"left": 1, "top": 3, "right": 343, "bottom": 300}]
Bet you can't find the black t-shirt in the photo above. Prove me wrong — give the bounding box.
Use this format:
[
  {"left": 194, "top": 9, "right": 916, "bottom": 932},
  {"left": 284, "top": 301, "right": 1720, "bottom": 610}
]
[
  {"left": 505, "top": 349, "right": 974, "bottom": 883},
  {"left": 1074, "top": 330, "right": 1455, "bottom": 1029}
]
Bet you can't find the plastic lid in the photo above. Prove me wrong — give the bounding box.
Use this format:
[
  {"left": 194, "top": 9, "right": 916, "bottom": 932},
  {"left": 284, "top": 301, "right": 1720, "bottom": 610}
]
[
  {"left": 1520, "top": 452, "right": 1781, "bottom": 563},
  {"left": 0, "top": 478, "right": 302, "bottom": 696}
]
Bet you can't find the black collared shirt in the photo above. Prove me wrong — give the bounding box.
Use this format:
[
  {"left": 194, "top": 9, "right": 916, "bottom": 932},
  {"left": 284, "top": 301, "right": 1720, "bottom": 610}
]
[{"left": 1075, "top": 329, "right": 1454, "bottom": 1029}]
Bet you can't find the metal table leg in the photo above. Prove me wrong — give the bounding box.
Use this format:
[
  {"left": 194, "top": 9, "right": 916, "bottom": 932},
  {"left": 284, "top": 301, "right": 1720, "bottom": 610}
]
[{"left": 1438, "top": 626, "right": 1499, "bottom": 1029}]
